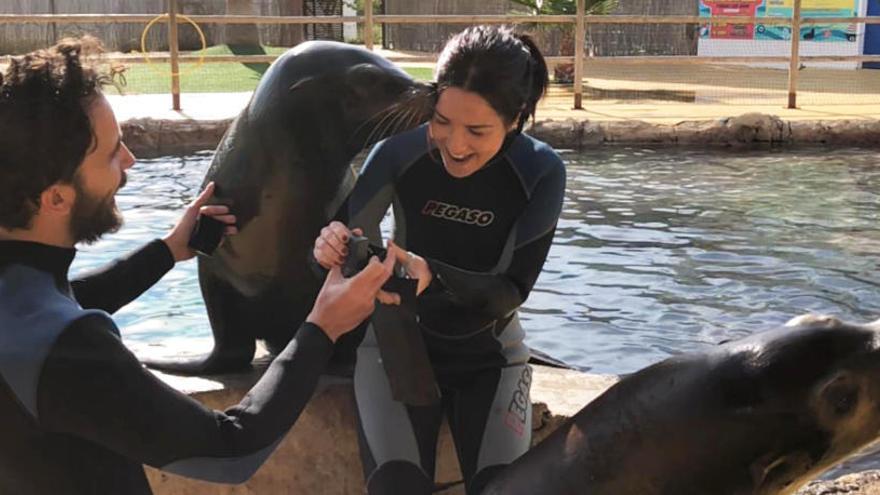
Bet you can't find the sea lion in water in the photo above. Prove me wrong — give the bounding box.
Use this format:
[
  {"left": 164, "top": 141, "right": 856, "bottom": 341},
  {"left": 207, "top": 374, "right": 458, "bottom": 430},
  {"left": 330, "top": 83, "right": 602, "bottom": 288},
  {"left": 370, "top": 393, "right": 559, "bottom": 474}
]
[
  {"left": 142, "top": 41, "right": 434, "bottom": 374},
  {"left": 483, "top": 314, "right": 880, "bottom": 495}
]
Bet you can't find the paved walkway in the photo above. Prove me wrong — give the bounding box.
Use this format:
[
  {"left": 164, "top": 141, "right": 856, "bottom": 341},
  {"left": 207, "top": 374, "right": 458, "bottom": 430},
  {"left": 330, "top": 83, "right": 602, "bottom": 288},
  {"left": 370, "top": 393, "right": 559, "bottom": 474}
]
[
  {"left": 108, "top": 86, "right": 880, "bottom": 127},
  {"left": 107, "top": 60, "right": 880, "bottom": 125}
]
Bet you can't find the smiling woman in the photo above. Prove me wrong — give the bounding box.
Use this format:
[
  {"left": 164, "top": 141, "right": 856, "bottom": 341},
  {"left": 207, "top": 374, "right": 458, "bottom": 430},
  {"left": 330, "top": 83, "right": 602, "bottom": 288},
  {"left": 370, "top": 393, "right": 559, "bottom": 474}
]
[
  {"left": 312, "top": 25, "right": 564, "bottom": 495},
  {"left": 429, "top": 87, "right": 517, "bottom": 178}
]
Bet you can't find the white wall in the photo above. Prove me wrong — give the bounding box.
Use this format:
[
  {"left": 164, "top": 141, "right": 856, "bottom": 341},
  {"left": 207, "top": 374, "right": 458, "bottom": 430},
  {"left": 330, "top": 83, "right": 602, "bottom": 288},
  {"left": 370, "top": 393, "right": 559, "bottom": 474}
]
[
  {"left": 697, "top": 0, "right": 868, "bottom": 70},
  {"left": 343, "top": 2, "right": 357, "bottom": 42}
]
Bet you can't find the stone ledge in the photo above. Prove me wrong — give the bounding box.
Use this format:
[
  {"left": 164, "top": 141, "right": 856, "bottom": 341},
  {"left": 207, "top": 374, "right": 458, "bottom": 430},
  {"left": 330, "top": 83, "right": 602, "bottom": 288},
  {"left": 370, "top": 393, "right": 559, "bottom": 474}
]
[
  {"left": 142, "top": 351, "right": 880, "bottom": 494},
  {"left": 143, "top": 358, "right": 617, "bottom": 495},
  {"left": 798, "top": 470, "right": 880, "bottom": 494},
  {"left": 122, "top": 114, "right": 880, "bottom": 158}
]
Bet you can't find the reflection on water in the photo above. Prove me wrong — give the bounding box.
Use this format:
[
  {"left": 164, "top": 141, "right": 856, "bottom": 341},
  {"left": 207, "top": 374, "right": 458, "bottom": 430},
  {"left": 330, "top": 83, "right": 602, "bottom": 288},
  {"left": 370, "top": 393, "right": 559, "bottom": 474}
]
[
  {"left": 72, "top": 153, "right": 215, "bottom": 344},
  {"left": 71, "top": 147, "right": 880, "bottom": 376},
  {"left": 527, "top": 147, "right": 880, "bottom": 374}
]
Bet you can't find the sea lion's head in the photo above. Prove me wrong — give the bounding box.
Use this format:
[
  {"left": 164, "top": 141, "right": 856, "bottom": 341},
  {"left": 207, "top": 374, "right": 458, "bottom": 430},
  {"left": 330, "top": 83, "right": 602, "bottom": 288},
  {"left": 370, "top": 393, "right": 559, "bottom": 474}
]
[
  {"left": 717, "top": 314, "right": 880, "bottom": 494},
  {"left": 251, "top": 41, "right": 434, "bottom": 157}
]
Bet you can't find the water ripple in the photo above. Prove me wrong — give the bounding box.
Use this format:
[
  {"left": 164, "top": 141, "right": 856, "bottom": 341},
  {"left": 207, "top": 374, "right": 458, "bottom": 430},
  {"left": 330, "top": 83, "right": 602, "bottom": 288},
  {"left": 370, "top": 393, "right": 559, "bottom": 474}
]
[{"left": 70, "top": 147, "right": 880, "bottom": 376}]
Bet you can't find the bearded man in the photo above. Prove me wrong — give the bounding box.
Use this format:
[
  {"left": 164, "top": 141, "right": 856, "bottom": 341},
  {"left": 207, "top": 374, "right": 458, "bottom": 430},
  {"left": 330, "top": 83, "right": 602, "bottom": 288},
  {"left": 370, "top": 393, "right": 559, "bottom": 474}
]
[{"left": 0, "top": 37, "right": 397, "bottom": 494}]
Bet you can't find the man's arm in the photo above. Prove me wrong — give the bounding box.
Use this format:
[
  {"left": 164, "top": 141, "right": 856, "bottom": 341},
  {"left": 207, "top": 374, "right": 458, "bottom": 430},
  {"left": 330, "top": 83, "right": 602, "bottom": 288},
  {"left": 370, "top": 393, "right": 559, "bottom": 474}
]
[
  {"left": 38, "top": 315, "right": 332, "bottom": 483},
  {"left": 40, "top": 256, "right": 395, "bottom": 483},
  {"left": 70, "top": 239, "right": 175, "bottom": 313}
]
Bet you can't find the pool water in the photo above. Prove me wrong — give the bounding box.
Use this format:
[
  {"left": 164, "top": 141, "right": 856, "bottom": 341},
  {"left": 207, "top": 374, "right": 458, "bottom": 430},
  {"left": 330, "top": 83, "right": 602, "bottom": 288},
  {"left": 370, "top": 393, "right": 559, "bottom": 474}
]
[{"left": 71, "top": 147, "right": 880, "bottom": 375}]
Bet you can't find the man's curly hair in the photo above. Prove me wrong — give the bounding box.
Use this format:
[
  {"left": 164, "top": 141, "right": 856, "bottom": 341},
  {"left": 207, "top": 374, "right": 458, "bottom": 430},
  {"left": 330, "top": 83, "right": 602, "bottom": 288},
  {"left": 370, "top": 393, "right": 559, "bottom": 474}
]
[{"left": 0, "top": 36, "right": 112, "bottom": 230}]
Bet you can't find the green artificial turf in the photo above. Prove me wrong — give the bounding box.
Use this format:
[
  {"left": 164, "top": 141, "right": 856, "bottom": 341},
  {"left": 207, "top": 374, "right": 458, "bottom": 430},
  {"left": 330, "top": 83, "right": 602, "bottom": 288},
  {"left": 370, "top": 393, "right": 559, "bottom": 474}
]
[{"left": 108, "top": 44, "right": 433, "bottom": 95}]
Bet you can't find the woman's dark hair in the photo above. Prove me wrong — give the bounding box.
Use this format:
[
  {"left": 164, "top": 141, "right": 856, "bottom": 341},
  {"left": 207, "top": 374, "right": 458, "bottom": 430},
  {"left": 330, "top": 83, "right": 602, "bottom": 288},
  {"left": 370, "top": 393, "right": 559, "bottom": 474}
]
[
  {"left": 0, "top": 36, "right": 111, "bottom": 230},
  {"left": 435, "top": 25, "right": 549, "bottom": 133}
]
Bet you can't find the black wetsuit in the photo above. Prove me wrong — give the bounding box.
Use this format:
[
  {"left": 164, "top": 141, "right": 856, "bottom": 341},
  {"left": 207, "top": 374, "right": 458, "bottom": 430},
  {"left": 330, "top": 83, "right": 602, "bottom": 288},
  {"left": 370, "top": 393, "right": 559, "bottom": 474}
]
[
  {"left": 339, "top": 125, "right": 566, "bottom": 495},
  {"left": 0, "top": 240, "right": 333, "bottom": 495}
]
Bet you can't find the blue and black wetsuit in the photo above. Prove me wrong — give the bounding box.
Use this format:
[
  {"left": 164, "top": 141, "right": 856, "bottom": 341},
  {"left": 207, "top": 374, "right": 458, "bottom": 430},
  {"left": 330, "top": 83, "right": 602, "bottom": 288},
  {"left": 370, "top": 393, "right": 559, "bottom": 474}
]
[
  {"left": 0, "top": 240, "right": 333, "bottom": 495},
  {"left": 339, "top": 124, "right": 565, "bottom": 494}
]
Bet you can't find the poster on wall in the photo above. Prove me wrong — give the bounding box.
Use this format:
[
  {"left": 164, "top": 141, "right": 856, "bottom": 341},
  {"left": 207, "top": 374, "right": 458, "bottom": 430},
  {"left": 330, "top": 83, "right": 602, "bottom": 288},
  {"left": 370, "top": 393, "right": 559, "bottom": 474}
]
[
  {"left": 699, "top": 0, "right": 860, "bottom": 42},
  {"left": 699, "top": 1, "right": 766, "bottom": 39},
  {"left": 759, "top": 0, "right": 860, "bottom": 42}
]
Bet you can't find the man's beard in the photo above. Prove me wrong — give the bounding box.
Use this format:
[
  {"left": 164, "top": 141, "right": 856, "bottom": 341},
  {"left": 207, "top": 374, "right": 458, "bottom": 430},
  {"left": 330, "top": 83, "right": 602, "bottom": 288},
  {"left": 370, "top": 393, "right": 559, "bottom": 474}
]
[{"left": 69, "top": 173, "right": 126, "bottom": 245}]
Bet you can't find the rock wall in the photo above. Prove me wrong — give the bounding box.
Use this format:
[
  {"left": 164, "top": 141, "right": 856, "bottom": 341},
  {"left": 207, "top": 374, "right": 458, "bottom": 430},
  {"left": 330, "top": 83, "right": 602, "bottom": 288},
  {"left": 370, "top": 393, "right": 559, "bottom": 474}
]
[
  {"left": 122, "top": 114, "right": 880, "bottom": 158},
  {"left": 143, "top": 364, "right": 617, "bottom": 494}
]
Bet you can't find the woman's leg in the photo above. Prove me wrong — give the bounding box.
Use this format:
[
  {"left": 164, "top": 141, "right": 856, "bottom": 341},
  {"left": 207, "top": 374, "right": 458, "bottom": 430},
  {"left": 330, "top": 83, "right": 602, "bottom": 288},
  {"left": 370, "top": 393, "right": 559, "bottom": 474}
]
[
  {"left": 354, "top": 325, "right": 443, "bottom": 495},
  {"left": 444, "top": 315, "right": 533, "bottom": 495}
]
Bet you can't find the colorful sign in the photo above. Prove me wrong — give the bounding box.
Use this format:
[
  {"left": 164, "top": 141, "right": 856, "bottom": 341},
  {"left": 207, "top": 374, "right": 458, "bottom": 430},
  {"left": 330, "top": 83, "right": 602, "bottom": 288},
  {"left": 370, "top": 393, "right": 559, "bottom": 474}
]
[
  {"left": 699, "top": 0, "right": 860, "bottom": 42},
  {"left": 759, "top": 0, "right": 859, "bottom": 41},
  {"left": 699, "top": 1, "right": 766, "bottom": 39}
]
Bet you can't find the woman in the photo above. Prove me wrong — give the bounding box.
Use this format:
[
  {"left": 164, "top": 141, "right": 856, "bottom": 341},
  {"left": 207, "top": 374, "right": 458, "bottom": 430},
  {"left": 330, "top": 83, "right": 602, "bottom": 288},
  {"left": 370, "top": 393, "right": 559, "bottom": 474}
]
[{"left": 313, "top": 25, "right": 566, "bottom": 494}]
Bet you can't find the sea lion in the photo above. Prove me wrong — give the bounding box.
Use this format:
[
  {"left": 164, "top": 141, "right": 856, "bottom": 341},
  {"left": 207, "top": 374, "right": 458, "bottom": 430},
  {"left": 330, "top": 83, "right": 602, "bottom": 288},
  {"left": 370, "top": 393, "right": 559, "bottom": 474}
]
[
  {"left": 483, "top": 314, "right": 880, "bottom": 495},
  {"left": 142, "top": 41, "right": 434, "bottom": 374}
]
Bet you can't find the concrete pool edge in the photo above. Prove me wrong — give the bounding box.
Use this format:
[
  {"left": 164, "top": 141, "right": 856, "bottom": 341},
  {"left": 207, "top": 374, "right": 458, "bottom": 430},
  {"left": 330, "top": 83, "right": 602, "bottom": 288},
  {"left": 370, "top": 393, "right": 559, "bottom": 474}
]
[
  {"left": 142, "top": 358, "right": 880, "bottom": 494},
  {"left": 121, "top": 113, "right": 880, "bottom": 158},
  {"left": 143, "top": 361, "right": 619, "bottom": 494}
]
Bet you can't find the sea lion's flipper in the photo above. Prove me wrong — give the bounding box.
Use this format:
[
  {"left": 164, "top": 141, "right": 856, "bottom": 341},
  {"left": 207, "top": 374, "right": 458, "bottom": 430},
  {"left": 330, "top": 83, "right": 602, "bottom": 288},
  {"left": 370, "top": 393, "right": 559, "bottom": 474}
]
[
  {"left": 140, "top": 261, "right": 257, "bottom": 375},
  {"left": 138, "top": 341, "right": 256, "bottom": 375},
  {"left": 528, "top": 347, "right": 575, "bottom": 370}
]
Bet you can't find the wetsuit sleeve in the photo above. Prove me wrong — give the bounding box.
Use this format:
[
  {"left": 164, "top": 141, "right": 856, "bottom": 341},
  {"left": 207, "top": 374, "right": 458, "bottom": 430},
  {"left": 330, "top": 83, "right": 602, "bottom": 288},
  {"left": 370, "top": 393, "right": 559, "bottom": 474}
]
[
  {"left": 36, "top": 314, "right": 333, "bottom": 484},
  {"left": 346, "top": 138, "right": 401, "bottom": 243},
  {"left": 308, "top": 139, "right": 401, "bottom": 279},
  {"left": 70, "top": 239, "right": 175, "bottom": 314},
  {"left": 424, "top": 155, "right": 566, "bottom": 320}
]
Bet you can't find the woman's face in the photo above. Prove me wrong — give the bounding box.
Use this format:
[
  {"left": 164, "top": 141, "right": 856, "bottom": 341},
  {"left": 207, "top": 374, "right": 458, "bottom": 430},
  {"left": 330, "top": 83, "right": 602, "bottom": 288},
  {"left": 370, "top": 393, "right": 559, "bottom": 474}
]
[{"left": 429, "top": 87, "right": 515, "bottom": 178}]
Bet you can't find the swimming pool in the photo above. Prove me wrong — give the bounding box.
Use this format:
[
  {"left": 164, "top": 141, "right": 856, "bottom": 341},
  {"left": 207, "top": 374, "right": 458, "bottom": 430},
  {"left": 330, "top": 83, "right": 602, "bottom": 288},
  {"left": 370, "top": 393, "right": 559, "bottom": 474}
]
[{"left": 71, "top": 146, "right": 880, "bottom": 375}]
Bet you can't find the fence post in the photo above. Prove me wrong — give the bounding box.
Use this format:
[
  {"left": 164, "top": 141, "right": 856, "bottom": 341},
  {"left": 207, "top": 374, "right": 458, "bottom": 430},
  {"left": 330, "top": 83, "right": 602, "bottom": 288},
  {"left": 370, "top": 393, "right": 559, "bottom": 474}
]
[
  {"left": 787, "top": 0, "right": 802, "bottom": 109},
  {"left": 573, "top": 0, "right": 585, "bottom": 109},
  {"left": 364, "top": 0, "right": 374, "bottom": 51},
  {"left": 168, "top": 0, "right": 182, "bottom": 111}
]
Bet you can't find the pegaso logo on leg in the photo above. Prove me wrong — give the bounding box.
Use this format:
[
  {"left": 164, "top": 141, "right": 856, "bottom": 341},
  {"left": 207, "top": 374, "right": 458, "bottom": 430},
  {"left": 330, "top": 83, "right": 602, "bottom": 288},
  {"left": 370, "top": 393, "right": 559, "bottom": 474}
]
[{"left": 504, "top": 366, "right": 532, "bottom": 437}]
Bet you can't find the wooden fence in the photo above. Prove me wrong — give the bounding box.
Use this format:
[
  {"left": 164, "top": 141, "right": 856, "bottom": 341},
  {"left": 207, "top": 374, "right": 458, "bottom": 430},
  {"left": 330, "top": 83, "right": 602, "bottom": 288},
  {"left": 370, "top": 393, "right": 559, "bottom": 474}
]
[{"left": 2, "top": 0, "right": 880, "bottom": 110}]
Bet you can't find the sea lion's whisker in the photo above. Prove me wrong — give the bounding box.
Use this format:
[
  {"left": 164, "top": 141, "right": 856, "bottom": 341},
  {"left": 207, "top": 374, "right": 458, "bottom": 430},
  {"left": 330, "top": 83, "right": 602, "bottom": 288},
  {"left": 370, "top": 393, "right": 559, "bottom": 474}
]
[
  {"left": 385, "top": 105, "right": 411, "bottom": 141},
  {"left": 363, "top": 107, "right": 399, "bottom": 149},
  {"left": 353, "top": 104, "right": 398, "bottom": 150},
  {"left": 371, "top": 101, "right": 411, "bottom": 145}
]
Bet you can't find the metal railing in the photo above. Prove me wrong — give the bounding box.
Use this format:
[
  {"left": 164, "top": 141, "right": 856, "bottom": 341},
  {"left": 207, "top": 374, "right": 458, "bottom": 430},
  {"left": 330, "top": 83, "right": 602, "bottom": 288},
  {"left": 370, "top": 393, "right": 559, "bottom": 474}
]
[{"left": 2, "top": 0, "right": 878, "bottom": 110}]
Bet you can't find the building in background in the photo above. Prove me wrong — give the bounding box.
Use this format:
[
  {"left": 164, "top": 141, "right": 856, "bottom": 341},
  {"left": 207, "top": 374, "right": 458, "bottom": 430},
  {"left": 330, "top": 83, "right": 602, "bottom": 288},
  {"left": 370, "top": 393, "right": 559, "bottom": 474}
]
[
  {"left": 697, "top": 0, "right": 868, "bottom": 69},
  {"left": 0, "top": 0, "right": 345, "bottom": 54}
]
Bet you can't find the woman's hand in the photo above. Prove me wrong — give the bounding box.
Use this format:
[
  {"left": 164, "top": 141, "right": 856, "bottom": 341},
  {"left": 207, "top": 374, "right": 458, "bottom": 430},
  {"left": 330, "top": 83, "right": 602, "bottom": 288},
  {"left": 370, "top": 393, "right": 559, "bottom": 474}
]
[
  {"left": 313, "top": 221, "right": 364, "bottom": 269},
  {"left": 387, "top": 240, "right": 432, "bottom": 296},
  {"left": 163, "top": 182, "right": 237, "bottom": 263}
]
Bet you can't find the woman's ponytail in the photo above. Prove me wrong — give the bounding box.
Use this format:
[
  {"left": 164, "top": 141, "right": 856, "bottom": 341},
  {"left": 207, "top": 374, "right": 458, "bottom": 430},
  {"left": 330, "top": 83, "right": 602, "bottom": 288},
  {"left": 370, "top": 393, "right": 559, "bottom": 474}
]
[{"left": 514, "top": 33, "right": 549, "bottom": 129}]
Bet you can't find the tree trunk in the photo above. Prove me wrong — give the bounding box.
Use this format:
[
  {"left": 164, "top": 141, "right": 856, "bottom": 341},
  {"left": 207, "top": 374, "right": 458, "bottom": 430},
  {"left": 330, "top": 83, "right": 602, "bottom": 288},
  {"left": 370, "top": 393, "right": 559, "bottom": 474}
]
[
  {"left": 224, "top": 0, "right": 261, "bottom": 47},
  {"left": 279, "top": 0, "right": 304, "bottom": 47}
]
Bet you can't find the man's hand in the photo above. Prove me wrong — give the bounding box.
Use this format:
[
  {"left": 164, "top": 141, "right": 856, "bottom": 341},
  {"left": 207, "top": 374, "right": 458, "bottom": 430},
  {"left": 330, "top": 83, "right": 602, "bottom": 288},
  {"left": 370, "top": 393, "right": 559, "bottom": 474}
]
[
  {"left": 163, "top": 182, "right": 238, "bottom": 262},
  {"left": 307, "top": 254, "right": 400, "bottom": 342}
]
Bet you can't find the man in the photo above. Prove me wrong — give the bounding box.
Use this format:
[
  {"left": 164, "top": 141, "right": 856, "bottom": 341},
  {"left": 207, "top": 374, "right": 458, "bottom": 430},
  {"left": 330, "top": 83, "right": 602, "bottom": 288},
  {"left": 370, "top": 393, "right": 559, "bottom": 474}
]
[{"left": 0, "top": 37, "right": 396, "bottom": 494}]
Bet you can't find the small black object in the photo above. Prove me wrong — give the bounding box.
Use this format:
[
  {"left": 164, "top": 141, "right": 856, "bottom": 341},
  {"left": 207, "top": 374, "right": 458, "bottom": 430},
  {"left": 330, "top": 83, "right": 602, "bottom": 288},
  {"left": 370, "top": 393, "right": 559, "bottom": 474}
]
[
  {"left": 342, "top": 234, "right": 388, "bottom": 278},
  {"left": 188, "top": 215, "right": 226, "bottom": 256},
  {"left": 342, "top": 234, "right": 440, "bottom": 406},
  {"left": 371, "top": 277, "right": 441, "bottom": 406}
]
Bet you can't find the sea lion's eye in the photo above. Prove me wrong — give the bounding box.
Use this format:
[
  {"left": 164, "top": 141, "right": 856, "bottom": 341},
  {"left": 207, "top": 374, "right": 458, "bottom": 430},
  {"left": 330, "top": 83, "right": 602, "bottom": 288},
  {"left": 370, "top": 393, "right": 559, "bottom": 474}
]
[
  {"left": 349, "top": 64, "right": 382, "bottom": 89},
  {"left": 821, "top": 377, "right": 859, "bottom": 418},
  {"left": 830, "top": 387, "right": 858, "bottom": 416}
]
